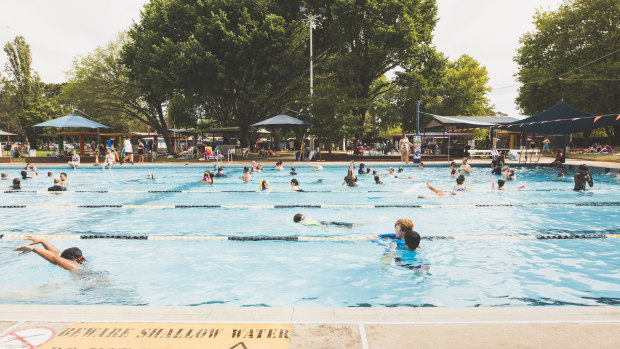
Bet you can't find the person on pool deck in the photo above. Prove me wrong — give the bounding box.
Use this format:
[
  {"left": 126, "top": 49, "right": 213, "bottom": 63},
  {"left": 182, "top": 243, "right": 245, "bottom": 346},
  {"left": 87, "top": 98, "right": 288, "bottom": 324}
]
[
  {"left": 48, "top": 177, "right": 67, "bottom": 192},
  {"left": 367, "top": 219, "right": 420, "bottom": 252},
  {"left": 293, "top": 213, "right": 357, "bottom": 228},
  {"left": 68, "top": 151, "right": 80, "bottom": 169},
  {"left": 13, "top": 236, "right": 85, "bottom": 271},
  {"left": 290, "top": 178, "right": 303, "bottom": 191},
  {"left": 459, "top": 158, "right": 471, "bottom": 174},
  {"left": 574, "top": 164, "right": 593, "bottom": 191},
  {"left": 9, "top": 178, "right": 21, "bottom": 190},
  {"left": 239, "top": 167, "right": 252, "bottom": 182},
  {"left": 103, "top": 149, "right": 115, "bottom": 169},
  {"left": 60, "top": 173, "right": 68, "bottom": 186},
  {"left": 121, "top": 137, "right": 134, "bottom": 165}
]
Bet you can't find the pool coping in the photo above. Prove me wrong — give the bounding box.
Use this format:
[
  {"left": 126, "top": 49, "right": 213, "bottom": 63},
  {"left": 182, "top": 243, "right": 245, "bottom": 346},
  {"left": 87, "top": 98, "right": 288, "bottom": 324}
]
[{"left": 1, "top": 304, "right": 619, "bottom": 324}]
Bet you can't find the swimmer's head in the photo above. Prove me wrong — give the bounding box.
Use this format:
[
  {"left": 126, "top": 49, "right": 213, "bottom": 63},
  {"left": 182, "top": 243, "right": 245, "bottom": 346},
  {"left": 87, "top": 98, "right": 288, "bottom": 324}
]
[
  {"left": 398, "top": 167, "right": 403, "bottom": 172},
  {"left": 450, "top": 162, "right": 456, "bottom": 167},
  {"left": 54, "top": 178, "right": 61, "bottom": 185},
  {"left": 404, "top": 230, "right": 421, "bottom": 251},
  {"left": 147, "top": 172, "right": 154, "bottom": 179},
  {"left": 579, "top": 164, "right": 589, "bottom": 172},
  {"left": 47, "top": 171, "right": 53, "bottom": 177},
  {"left": 395, "top": 218, "right": 414, "bottom": 233},
  {"left": 1, "top": 172, "right": 8, "bottom": 179},
  {"left": 61, "top": 247, "right": 84, "bottom": 264},
  {"left": 12, "top": 178, "right": 20, "bottom": 186},
  {"left": 498, "top": 179, "right": 505, "bottom": 188},
  {"left": 418, "top": 163, "right": 424, "bottom": 168},
  {"left": 502, "top": 165, "right": 510, "bottom": 171},
  {"left": 217, "top": 168, "right": 223, "bottom": 173},
  {"left": 374, "top": 175, "right": 381, "bottom": 183},
  {"left": 293, "top": 213, "right": 304, "bottom": 223},
  {"left": 21, "top": 170, "right": 27, "bottom": 179},
  {"left": 456, "top": 175, "right": 465, "bottom": 185},
  {"left": 360, "top": 163, "right": 365, "bottom": 168},
  {"left": 290, "top": 178, "right": 299, "bottom": 186},
  {"left": 60, "top": 173, "right": 67, "bottom": 180},
  {"left": 509, "top": 169, "right": 516, "bottom": 174},
  {"left": 372, "top": 170, "right": 377, "bottom": 175},
  {"left": 243, "top": 166, "right": 249, "bottom": 173}
]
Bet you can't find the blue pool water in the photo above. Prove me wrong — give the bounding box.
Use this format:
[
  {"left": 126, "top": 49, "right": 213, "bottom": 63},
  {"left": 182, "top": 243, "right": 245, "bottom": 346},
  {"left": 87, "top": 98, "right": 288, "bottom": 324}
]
[{"left": 0, "top": 163, "right": 619, "bottom": 307}]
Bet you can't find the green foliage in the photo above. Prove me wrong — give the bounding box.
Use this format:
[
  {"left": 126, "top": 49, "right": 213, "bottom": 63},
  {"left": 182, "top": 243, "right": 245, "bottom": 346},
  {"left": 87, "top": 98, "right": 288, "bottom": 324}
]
[
  {"left": 19, "top": 100, "right": 61, "bottom": 147},
  {"left": 319, "top": 0, "right": 438, "bottom": 138},
  {"left": 514, "top": 0, "right": 620, "bottom": 142},
  {"left": 61, "top": 33, "right": 176, "bottom": 150},
  {"left": 121, "top": 0, "right": 309, "bottom": 145}
]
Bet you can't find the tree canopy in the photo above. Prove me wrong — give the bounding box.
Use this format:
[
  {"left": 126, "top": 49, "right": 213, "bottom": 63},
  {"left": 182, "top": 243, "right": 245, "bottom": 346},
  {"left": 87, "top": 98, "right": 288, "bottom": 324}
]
[{"left": 514, "top": 0, "right": 619, "bottom": 141}]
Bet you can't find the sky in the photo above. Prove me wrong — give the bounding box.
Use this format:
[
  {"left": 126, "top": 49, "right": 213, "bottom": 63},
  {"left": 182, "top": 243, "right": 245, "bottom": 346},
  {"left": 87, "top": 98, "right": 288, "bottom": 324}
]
[{"left": 0, "top": 0, "right": 564, "bottom": 117}]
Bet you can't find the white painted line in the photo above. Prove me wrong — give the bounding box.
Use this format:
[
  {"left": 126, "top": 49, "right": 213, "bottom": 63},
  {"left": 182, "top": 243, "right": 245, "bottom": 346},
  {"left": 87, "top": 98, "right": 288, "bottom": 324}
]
[
  {"left": 0, "top": 321, "right": 25, "bottom": 338},
  {"left": 0, "top": 319, "right": 618, "bottom": 325},
  {"left": 359, "top": 323, "right": 369, "bottom": 349}
]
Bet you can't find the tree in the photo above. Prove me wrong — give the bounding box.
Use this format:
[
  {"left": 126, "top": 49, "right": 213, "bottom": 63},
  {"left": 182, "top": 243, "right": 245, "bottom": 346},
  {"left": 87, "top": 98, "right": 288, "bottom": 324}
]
[
  {"left": 317, "top": 0, "right": 438, "bottom": 139},
  {"left": 2, "top": 36, "right": 46, "bottom": 144},
  {"left": 121, "top": 0, "right": 310, "bottom": 146},
  {"left": 62, "top": 34, "right": 174, "bottom": 151},
  {"left": 515, "top": 0, "right": 620, "bottom": 143},
  {"left": 393, "top": 51, "right": 493, "bottom": 133}
]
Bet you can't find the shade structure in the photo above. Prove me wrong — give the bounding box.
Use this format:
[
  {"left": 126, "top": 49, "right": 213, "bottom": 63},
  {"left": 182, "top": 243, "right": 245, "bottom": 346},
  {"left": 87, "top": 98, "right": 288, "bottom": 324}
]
[
  {"left": 33, "top": 114, "right": 110, "bottom": 129},
  {"left": 250, "top": 114, "right": 309, "bottom": 128},
  {"left": 425, "top": 115, "right": 519, "bottom": 129},
  {"left": 497, "top": 101, "right": 618, "bottom": 134},
  {"left": 0, "top": 129, "right": 18, "bottom": 136}
]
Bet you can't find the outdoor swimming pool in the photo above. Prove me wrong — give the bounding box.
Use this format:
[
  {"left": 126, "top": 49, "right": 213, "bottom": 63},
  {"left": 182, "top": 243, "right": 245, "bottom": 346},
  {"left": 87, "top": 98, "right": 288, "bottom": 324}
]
[{"left": 0, "top": 163, "right": 619, "bottom": 307}]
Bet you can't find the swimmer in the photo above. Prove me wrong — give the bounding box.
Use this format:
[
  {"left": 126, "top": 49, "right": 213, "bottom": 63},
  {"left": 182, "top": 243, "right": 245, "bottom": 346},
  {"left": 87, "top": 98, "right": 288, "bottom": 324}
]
[
  {"left": 68, "top": 151, "right": 80, "bottom": 169},
  {"left": 293, "top": 213, "right": 357, "bottom": 228},
  {"left": 1, "top": 172, "right": 8, "bottom": 180},
  {"left": 214, "top": 168, "right": 225, "bottom": 177},
  {"left": 290, "top": 178, "right": 303, "bottom": 191},
  {"left": 418, "top": 162, "right": 424, "bottom": 169},
  {"left": 259, "top": 179, "right": 270, "bottom": 191},
  {"left": 13, "top": 236, "right": 85, "bottom": 271},
  {"left": 358, "top": 163, "right": 366, "bottom": 174},
  {"left": 9, "top": 178, "right": 21, "bottom": 190},
  {"left": 573, "top": 164, "right": 593, "bottom": 191},
  {"left": 501, "top": 165, "right": 511, "bottom": 179},
  {"left": 48, "top": 178, "right": 67, "bottom": 192},
  {"left": 424, "top": 175, "right": 466, "bottom": 197},
  {"left": 60, "top": 173, "right": 68, "bottom": 186},
  {"left": 239, "top": 167, "right": 252, "bottom": 182},
  {"left": 342, "top": 168, "right": 358, "bottom": 186},
  {"left": 368, "top": 219, "right": 420, "bottom": 252},
  {"left": 496, "top": 179, "right": 506, "bottom": 190},
  {"left": 388, "top": 167, "right": 398, "bottom": 178},
  {"left": 507, "top": 168, "right": 517, "bottom": 180},
  {"left": 20, "top": 170, "right": 31, "bottom": 180},
  {"left": 556, "top": 168, "right": 566, "bottom": 178},
  {"left": 459, "top": 158, "right": 471, "bottom": 174},
  {"left": 147, "top": 172, "right": 154, "bottom": 180},
  {"left": 374, "top": 175, "right": 382, "bottom": 184},
  {"left": 290, "top": 167, "right": 297, "bottom": 175},
  {"left": 201, "top": 170, "right": 215, "bottom": 184},
  {"left": 47, "top": 171, "right": 53, "bottom": 177},
  {"left": 310, "top": 162, "right": 323, "bottom": 171},
  {"left": 275, "top": 161, "right": 284, "bottom": 170},
  {"left": 397, "top": 167, "right": 404, "bottom": 173},
  {"left": 255, "top": 163, "right": 263, "bottom": 172}
]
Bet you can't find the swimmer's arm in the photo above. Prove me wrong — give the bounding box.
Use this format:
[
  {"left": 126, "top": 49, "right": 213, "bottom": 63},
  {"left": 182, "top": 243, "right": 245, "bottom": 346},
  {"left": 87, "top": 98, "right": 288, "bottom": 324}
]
[
  {"left": 14, "top": 245, "right": 77, "bottom": 270},
  {"left": 25, "top": 236, "right": 60, "bottom": 255}
]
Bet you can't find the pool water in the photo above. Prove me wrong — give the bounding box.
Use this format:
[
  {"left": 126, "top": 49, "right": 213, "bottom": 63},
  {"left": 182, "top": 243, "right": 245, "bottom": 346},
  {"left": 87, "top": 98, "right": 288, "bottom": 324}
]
[{"left": 0, "top": 163, "right": 619, "bottom": 307}]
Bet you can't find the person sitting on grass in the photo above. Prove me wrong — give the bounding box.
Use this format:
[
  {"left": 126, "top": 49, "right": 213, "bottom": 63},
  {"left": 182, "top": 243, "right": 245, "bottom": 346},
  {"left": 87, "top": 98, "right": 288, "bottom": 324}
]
[{"left": 13, "top": 236, "right": 85, "bottom": 271}]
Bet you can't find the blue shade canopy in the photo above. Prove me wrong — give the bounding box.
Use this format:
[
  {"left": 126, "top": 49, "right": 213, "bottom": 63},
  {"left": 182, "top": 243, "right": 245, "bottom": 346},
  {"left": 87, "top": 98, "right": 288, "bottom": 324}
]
[
  {"left": 251, "top": 114, "right": 309, "bottom": 128},
  {"left": 33, "top": 114, "right": 110, "bottom": 129}
]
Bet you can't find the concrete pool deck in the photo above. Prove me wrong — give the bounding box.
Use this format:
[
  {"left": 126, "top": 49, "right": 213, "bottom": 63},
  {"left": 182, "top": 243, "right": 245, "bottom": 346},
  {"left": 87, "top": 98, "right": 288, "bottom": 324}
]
[{"left": 0, "top": 305, "right": 619, "bottom": 348}]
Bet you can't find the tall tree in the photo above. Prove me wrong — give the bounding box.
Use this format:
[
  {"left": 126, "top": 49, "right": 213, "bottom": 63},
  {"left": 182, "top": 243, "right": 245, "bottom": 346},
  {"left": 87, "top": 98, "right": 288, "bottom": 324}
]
[
  {"left": 317, "top": 0, "right": 438, "bottom": 139},
  {"left": 121, "top": 0, "right": 310, "bottom": 146},
  {"left": 514, "top": 0, "right": 620, "bottom": 142},
  {"left": 62, "top": 34, "right": 173, "bottom": 151}
]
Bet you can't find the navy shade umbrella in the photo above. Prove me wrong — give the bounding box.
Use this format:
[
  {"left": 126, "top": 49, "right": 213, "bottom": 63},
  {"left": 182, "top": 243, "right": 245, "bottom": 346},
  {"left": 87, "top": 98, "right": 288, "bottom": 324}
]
[{"left": 251, "top": 114, "right": 309, "bottom": 128}]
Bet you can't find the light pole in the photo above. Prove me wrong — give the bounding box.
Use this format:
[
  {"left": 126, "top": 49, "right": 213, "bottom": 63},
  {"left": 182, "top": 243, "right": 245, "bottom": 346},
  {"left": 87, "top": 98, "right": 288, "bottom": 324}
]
[{"left": 300, "top": 7, "right": 322, "bottom": 97}]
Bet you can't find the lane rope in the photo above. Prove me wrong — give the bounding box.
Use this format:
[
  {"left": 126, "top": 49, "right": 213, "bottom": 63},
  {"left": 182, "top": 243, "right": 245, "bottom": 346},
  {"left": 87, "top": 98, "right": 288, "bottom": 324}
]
[
  {"left": 0, "top": 202, "right": 619, "bottom": 209},
  {"left": 0, "top": 233, "right": 617, "bottom": 241}
]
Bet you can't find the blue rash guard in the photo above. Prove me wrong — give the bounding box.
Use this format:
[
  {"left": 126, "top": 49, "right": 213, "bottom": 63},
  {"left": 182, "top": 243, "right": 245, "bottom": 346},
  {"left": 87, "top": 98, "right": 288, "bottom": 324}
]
[{"left": 376, "top": 233, "right": 407, "bottom": 251}]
